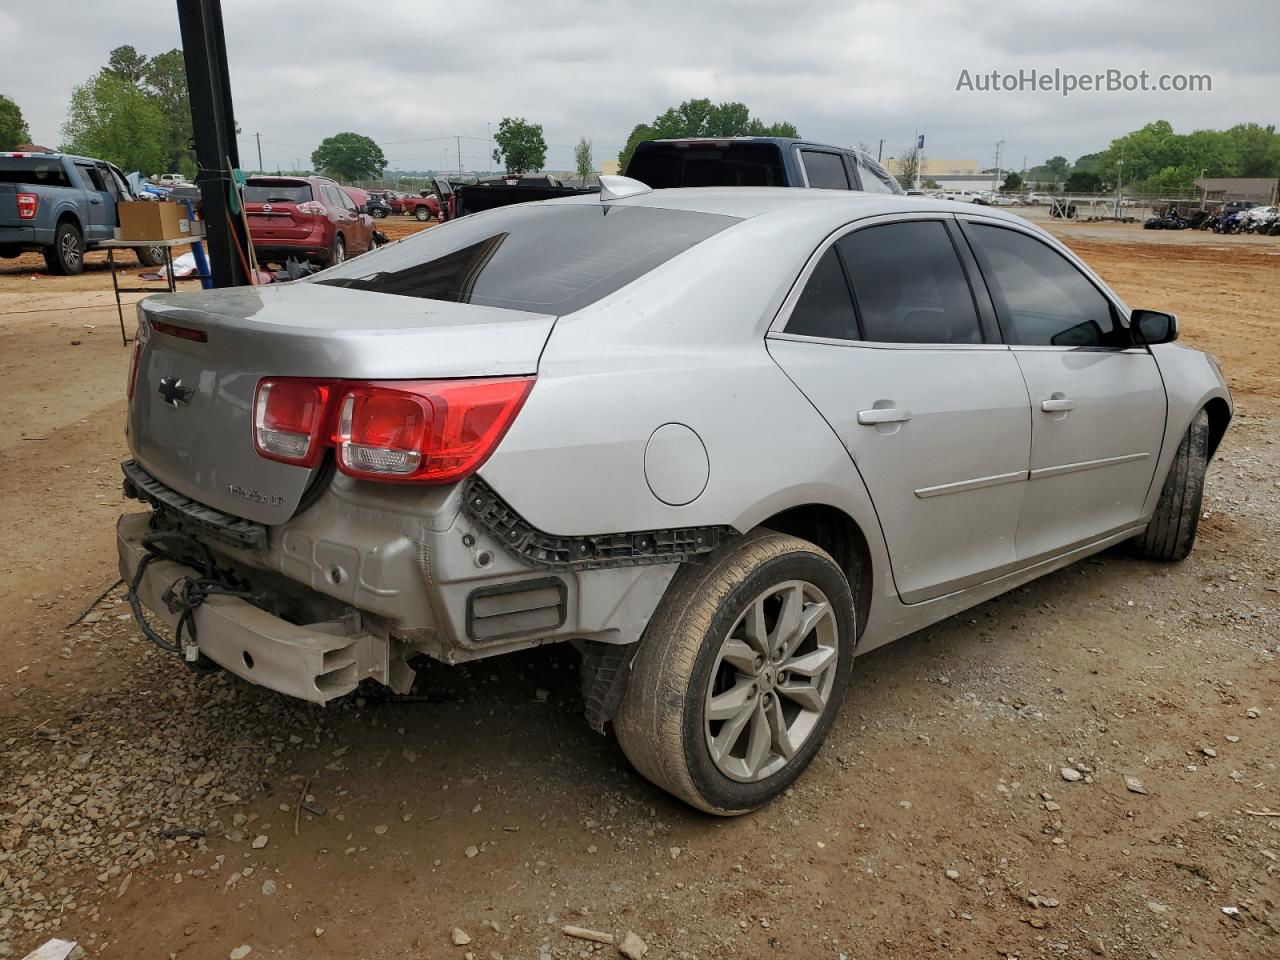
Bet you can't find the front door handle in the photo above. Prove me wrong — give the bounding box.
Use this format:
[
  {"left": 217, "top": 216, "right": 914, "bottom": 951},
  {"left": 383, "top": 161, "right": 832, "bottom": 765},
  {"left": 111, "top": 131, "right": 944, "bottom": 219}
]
[
  {"left": 1040, "top": 394, "right": 1075, "bottom": 413},
  {"left": 858, "top": 407, "right": 912, "bottom": 425}
]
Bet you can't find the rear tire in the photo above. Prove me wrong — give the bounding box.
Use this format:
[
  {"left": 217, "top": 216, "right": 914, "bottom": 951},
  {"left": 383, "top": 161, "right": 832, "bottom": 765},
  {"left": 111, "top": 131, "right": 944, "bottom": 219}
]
[
  {"left": 614, "top": 532, "right": 855, "bottom": 815},
  {"left": 44, "top": 221, "right": 84, "bottom": 275},
  {"left": 327, "top": 234, "right": 346, "bottom": 267},
  {"left": 1130, "top": 410, "right": 1210, "bottom": 561},
  {"left": 414, "top": 205, "right": 431, "bottom": 222},
  {"left": 372, "top": 208, "right": 386, "bottom": 219}
]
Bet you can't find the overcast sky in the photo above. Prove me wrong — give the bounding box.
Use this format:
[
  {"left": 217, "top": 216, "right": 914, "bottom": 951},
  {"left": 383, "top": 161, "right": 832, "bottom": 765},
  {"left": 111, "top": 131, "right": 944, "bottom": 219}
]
[{"left": 3, "top": 0, "right": 1276, "bottom": 175}]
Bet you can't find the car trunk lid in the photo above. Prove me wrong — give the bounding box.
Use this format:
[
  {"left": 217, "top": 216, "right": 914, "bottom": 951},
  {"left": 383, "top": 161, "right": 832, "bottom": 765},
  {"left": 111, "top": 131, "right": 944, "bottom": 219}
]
[
  {"left": 128, "top": 282, "right": 555, "bottom": 525},
  {"left": 244, "top": 179, "right": 315, "bottom": 242}
]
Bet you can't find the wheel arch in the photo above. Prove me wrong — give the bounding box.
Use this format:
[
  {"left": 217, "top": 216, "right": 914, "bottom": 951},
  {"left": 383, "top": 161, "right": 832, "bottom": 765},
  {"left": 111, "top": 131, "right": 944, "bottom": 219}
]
[
  {"left": 754, "top": 502, "right": 873, "bottom": 644},
  {"left": 1203, "top": 395, "right": 1231, "bottom": 460}
]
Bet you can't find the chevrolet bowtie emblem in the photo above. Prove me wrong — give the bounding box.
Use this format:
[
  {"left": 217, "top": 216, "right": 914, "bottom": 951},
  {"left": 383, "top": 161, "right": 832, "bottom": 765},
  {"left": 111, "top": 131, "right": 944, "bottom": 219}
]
[{"left": 157, "top": 376, "right": 194, "bottom": 408}]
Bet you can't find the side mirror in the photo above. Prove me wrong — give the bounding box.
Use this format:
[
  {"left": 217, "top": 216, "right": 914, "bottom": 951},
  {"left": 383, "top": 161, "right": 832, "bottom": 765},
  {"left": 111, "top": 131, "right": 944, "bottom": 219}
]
[{"left": 1131, "top": 309, "right": 1179, "bottom": 345}]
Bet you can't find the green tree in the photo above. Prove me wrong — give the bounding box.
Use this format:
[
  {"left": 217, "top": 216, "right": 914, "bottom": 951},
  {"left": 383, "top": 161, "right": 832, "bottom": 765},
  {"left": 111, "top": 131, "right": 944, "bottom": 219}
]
[
  {"left": 105, "top": 44, "right": 149, "bottom": 86},
  {"left": 1225, "top": 123, "right": 1280, "bottom": 177},
  {"left": 922, "top": 177, "right": 941, "bottom": 190},
  {"left": 311, "top": 132, "right": 387, "bottom": 181},
  {"left": 1064, "top": 170, "right": 1103, "bottom": 193},
  {"left": 616, "top": 99, "right": 798, "bottom": 169},
  {"left": 61, "top": 71, "right": 169, "bottom": 174},
  {"left": 1001, "top": 171, "right": 1024, "bottom": 193},
  {"left": 144, "top": 49, "right": 193, "bottom": 174},
  {"left": 894, "top": 143, "right": 920, "bottom": 187},
  {"left": 492, "top": 117, "right": 547, "bottom": 174},
  {"left": 1042, "top": 155, "right": 1070, "bottom": 181},
  {"left": 574, "top": 137, "right": 593, "bottom": 182},
  {"left": 0, "top": 94, "right": 32, "bottom": 150}
]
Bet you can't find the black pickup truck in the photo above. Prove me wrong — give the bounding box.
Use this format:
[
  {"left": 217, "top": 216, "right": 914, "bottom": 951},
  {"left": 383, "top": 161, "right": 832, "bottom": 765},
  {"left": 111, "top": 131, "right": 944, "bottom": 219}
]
[{"left": 623, "top": 137, "right": 903, "bottom": 193}]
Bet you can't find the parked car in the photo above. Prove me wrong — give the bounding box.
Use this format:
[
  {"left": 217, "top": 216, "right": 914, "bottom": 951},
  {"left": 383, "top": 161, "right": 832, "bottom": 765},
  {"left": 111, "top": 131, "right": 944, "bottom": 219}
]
[
  {"left": 242, "top": 176, "right": 374, "bottom": 267},
  {"left": 363, "top": 193, "right": 392, "bottom": 219},
  {"left": 623, "top": 137, "right": 903, "bottom": 194},
  {"left": 119, "top": 181, "right": 1230, "bottom": 814},
  {"left": 400, "top": 192, "right": 441, "bottom": 221},
  {"left": 0, "top": 151, "right": 166, "bottom": 274},
  {"left": 155, "top": 173, "right": 190, "bottom": 186}
]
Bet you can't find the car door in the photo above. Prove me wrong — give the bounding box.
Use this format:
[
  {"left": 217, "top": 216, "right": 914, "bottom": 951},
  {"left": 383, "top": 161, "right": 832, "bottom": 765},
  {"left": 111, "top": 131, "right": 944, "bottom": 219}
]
[
  {"left": 336, "top": 187, "right": 371, "bottom": 253},
  {"left": 959, "top": 218, "right": 1167, "bottom": 561},
  {"left": 767, "top": 215, "right": 1032, "bottom": 603},
  {"left": 73, "top": 161, "right": 111, "bottom": 241}
]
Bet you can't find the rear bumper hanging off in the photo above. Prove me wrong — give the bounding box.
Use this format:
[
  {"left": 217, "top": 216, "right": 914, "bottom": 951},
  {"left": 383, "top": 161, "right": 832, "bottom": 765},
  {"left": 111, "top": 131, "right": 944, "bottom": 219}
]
[{"left": 117, "top": 513, "right": 404, "bottom": 703}]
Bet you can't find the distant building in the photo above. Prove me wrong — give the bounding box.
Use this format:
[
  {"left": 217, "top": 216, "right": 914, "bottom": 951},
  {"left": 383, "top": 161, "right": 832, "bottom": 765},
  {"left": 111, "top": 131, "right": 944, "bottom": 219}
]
[
  {"left": 923, "top": 173, "right": 1003, "bottom": 192},
  {"left": 1194, "top": 177, "right": 1278, "bottom": 205}
]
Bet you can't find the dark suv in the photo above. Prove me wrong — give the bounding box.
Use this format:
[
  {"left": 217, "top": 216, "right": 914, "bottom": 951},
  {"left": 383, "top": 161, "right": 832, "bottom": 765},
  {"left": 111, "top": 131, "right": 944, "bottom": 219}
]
[{"left": 243, "top": 176, "right": 374, "bottom": 267}]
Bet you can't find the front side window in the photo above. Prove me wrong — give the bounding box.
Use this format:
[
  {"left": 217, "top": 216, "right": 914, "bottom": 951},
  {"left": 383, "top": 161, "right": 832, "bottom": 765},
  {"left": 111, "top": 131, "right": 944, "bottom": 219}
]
[
  {"left": 316, "top": 204, "right": 738, "bottom": 317},
  {"left": 838, "top": 221, "right": 983, "bottom": 344},
  {"left": 801, "top": 151, "right": 850, "bottom": 190},
  {"left": 967, "top": 224, "right": 1125, "bottom": 347}
]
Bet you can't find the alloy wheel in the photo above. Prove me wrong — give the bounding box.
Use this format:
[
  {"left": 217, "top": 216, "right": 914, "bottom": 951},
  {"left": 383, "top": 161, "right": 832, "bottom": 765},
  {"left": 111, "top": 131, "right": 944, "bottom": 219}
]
[
  {"left": 61, "top": 232, "right": 82, "bottom": 269},
  {"left": 704, "top": 579, "right": 839, "bottom": 782}
]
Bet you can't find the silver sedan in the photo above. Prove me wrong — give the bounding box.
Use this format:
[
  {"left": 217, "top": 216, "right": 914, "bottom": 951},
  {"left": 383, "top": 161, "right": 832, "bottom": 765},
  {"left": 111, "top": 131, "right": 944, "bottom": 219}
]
[{"left": 119, "top": 180, "right": 1231, "bottom": 814}]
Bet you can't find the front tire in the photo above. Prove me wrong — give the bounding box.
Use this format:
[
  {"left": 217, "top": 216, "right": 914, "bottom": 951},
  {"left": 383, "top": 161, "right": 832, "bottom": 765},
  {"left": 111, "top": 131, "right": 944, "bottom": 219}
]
[
  {"left": 135, "top": 244, "right": 165, "bottom": 267},
  {"left": 1131, "top": 410, "right": 1210, "bottom": 561},
  {"left": 615, "top": 533, "right": 855, "bottom": 815},
  {"left": 414, "top": 205, "right": 431, "bottom": 222},
  {"left": 44, "top": 222, "right": 84, "bottom": 275}
]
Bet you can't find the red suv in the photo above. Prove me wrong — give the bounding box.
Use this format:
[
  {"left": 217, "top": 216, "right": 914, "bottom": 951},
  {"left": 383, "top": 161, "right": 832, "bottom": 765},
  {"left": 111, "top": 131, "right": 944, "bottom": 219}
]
[{"left": 243, "top": 176, "right": 374, "bottom": 267}]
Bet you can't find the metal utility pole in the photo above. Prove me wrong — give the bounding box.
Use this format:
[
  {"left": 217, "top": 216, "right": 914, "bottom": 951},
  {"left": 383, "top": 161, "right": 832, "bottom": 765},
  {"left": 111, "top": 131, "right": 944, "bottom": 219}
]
[
  {"left": 176, "top": 0, "right": 248, "bottom": 288},
  {"left": 255, "top": 132, "right": 263, "bottom": 173},
  {"left": 992, "top": 140, "right": 1005, "bottom": 192},
  {"left": 456, "top": 136, "right": 463, "bottom": 176}
]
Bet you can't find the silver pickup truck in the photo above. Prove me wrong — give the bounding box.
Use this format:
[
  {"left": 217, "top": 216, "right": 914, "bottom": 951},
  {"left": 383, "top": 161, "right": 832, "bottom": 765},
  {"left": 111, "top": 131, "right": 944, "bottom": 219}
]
[{"left": 0, "top": 151, "right": 164, "bottom": 274}]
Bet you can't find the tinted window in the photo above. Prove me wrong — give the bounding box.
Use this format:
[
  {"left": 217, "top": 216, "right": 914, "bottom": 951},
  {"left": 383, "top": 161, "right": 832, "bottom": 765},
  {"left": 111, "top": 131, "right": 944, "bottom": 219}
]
[
  {"left": 315, "top": 204, "right": 738, "bottom": 316},
  {"left": 626, "top": 142, "right": 786, "bottom": 187},
  {"left": 0, "top": 159, "right": 72, "bottom": 187},
  {"left": 968, "top": 225, "right": 1124, "bottom": 347},
  {"left": 77, "top": 164, "right": 107, "bottom": 192},
  {"left": 335, "top": 188, "right": 359, "bottom": 211},
  {"left": 838, "top": 221, "right": 982, "bottom": 344},
  {"left": 801, "top": 151, "right": 849, "bottom": 190},
  {"left": 785, "top": 248, "right": 857, "bottom": 340},
  {"left": 243, "top": 181, "right": 313, "bottom": 203},
  {"left": 97, "top": 165, "right": 122, "bottom": 199}
]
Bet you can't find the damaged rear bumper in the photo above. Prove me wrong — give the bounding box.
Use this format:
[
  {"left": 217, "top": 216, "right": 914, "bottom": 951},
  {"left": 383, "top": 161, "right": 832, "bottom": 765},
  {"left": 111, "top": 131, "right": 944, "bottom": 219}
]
[{"left": 117, "top": 513, "right": 409, "bottom": 703}]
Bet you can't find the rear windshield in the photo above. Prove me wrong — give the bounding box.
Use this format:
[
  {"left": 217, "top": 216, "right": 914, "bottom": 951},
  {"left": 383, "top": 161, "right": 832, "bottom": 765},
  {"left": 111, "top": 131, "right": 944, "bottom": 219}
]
[
  {"left": 315, "top": 203, "right": 738, "bottom": 316},
  {"left": 0, "top": 158, "right": 72, "bottom": 188},
  {"left": 244, "top": 182, "right": 312, "bottom": 203},
  {"left": 626, "top": 142, "right": 786, "bottom": 188}
]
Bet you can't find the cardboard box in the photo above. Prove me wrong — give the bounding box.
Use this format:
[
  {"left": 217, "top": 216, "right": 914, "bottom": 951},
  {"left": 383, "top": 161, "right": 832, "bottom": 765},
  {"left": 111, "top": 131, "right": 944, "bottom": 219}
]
[{"left": 117, "top": 201, "right": 192, "bottom": 242}]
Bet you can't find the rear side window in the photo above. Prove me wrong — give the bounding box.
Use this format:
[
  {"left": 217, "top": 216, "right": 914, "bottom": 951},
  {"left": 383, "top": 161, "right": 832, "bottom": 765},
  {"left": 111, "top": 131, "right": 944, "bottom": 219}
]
[
  {"left": 838, "top": 221, "right": 982, "bottom": 344},
  {"left": 243, "top": 182, "right": 313, "bottom": 203},
  {"left": 77, "top": 164, "right": 107, "bottom": 192},
  {"left": 315, "top": 203, "right": 739, "bottom": 316},
  {"left": 0, "top": 159, "right": 72, "bottom": 187},
  {"left": 626, "top": 142, "right": 786, "bottom": 188},
  {"left": 785, "top": 249, "right": 858, "bottom": 340},
  {"left": 966, "top": 224, "right": 1125, "bottom": 347},
  {"left": 800, "top": 150, "right": 850, "bottom": 190}
]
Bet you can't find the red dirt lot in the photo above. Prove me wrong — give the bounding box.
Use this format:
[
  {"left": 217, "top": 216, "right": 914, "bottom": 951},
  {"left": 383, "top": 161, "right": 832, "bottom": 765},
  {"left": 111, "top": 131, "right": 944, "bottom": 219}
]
[{"left": 0, "top": 220, "right": 1276, "bottom": 960}]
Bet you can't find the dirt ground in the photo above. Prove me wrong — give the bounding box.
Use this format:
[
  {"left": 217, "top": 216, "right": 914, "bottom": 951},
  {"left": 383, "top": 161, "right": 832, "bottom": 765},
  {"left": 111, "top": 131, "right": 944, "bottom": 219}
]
[{"left": 0, "top": 216, "right": 1276, "bottom": 960}]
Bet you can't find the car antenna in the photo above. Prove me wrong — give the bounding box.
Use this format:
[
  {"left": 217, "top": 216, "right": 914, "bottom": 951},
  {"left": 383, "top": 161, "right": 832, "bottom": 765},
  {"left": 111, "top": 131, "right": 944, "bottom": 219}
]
[{"left": 598, "top": 176, "right": 652, "bottom": 201}]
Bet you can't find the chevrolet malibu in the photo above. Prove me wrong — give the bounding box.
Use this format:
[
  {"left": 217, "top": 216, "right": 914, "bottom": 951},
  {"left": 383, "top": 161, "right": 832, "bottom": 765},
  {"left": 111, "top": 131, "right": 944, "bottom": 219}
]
[{"left": 119, "top": 179, "right": 1231, "bottom": 814}]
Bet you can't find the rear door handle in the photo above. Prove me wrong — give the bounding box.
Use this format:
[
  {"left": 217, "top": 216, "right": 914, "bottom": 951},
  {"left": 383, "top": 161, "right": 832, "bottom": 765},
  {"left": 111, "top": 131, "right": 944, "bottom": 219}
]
[
  {"left": 858, "top": 407, "right": 912, "bottom": 425},
  {"left": 1040, "top": 395, "right": 1075, "bottom": 413}
]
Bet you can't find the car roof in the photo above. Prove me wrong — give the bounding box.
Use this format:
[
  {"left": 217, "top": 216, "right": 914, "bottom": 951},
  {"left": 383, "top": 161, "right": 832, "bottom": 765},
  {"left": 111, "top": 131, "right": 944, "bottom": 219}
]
[{"left": 548, "top": 186, "right": 1029, "bottom": 226}]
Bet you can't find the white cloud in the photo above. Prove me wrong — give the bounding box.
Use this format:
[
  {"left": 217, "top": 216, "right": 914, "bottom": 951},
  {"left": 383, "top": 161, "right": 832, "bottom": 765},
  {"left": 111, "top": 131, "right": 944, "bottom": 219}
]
[{"left": 2, "top": 0, "right": 1274, "bottom": 174}]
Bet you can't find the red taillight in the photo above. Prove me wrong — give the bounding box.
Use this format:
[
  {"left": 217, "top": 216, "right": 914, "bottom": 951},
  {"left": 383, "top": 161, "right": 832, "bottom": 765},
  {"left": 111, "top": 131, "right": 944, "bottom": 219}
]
[
  {"left": 253, "top": 378, "right": 334, "bottom": 467},
  {"left": 16, "top": 193, "right": 37, "bottom": 220},
  {"left": 295, "top": 201, "right": 326, "bottom": 216},
  {"left": 127, "top": 339, "right": 142, "bottom": 400},
  {"left": 335, "top": 378, "right": 533, "bottom": 483}
]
